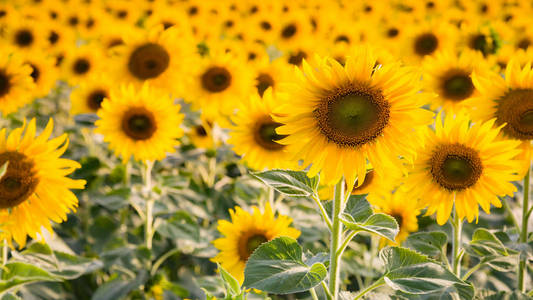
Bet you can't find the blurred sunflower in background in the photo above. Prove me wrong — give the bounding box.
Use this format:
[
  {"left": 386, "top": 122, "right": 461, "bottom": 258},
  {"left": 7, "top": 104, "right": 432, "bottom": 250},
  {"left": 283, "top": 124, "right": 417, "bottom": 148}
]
[
  {"left": 211, "top": 204, "right": 300, "bottom": 284},
  {"left": 22, "top": 51, "right": 58, "bottom": 99},
  {"left": 69, "top": 74, "right": 112, "bottom": 115},
  {"left": 405, "top": 112, "right": 523, "bottom": 225},
  {"left": 0, "top": 119, "right": 85, "bottom": 248},
  {"left": 0, "top": 52, "right": 35, "bottom": 116},
  {"left": 95, "top": 83, "right": 184, "bottom": 162}
]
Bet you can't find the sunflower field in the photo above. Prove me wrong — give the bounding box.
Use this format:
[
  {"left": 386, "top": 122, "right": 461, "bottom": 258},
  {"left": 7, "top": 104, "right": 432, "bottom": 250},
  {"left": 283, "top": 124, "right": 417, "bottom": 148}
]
[{"left": 0, "top": 0, "right": 533, "bottom": 299}]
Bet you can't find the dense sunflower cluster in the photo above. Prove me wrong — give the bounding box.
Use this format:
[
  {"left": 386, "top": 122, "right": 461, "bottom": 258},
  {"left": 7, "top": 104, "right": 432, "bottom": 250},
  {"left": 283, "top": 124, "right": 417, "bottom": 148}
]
[{"left": 0, "top": 0, "right": 532, "bottom": 287}]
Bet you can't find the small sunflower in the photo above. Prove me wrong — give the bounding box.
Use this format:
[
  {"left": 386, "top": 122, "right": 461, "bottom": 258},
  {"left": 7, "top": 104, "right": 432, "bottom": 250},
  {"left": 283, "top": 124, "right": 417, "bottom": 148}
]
[
  {"left": 22, "top": 51, "right": 58, "bottom": 99},
  {"left": 2, "top": 17, "right": 46, "bottom": 54},
  {"left": 253, "top": 58, "right": 293, "bottom": 97},
  {"left": 400, "top": 20, "right": 458, "bottom": 63},
  {"left": 211, "top": 204, "right": 301, "bottom": 284},
  {"left": 405, "top": 111, "right": 523, "bottom": 225},
  {"left": 228, "top": 88, "right": 295, "bottom": 171},
  {"left": 275, "top": 47, "right": 433, "bottom": 186},
  {"left": 373, "top": 189, "right": 420, "bottom": 245},
  {"left": 62, "top": 43, "right": 105, "bottom": 85},
  {"left": 112, "top": 25, "right": 195, "bottom": 96},
  {"left": 0, "top": 52, "right": 35, "bottom": 116},
  {"left": 0, "top": 119, "right": 86, "bottom": 248},
  {"left": 69, "top": 74, "right": 112, "bottom": 115},
  {"left": 422, "top": 50, "right": 489, "bottom": 112},
  {"left": 187, "top": 120, "right": 219, "bottom": 150},
  {"left": 95, "top": 83, "right": 184, "bottom": 162}
]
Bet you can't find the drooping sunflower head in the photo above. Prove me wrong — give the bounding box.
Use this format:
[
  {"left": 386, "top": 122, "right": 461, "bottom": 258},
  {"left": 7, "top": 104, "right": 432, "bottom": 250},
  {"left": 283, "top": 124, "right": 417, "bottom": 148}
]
[
  {"left": 94, "top": 83, "right": 184, "bottom": 162},
  {"left": 275, "top": 47, "right": 433, "bottom": 186},
  {"left": 211, "top": 204, "right": 300, "bottom": 284},
  {"left": 422, "top": 50, "right": 489, "bottom": 112},
  {"left": 0, "top": 52, "right": 35, "bottom": 116},
  {"left": 0, "top": 119, "right": 85, "bottom": 248},
  {"left": 228, "top": 88, "right": 296, "bottom": 170},
  {"left": 405, "top": 111, "right": 523, "bottom": 225}
]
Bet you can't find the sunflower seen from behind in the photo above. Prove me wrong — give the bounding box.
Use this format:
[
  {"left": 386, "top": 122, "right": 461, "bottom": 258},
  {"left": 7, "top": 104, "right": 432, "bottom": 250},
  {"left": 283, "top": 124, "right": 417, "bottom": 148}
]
[
  {"left": 0, "top": 52, "right": 35, "bottom": 116},
  {"left": 275, "top": 47, "right": 433, "bottom": 187},
  {"left": 405, "top": 111, "right": 523, "bottom": 225},
  {"left": 228, "top": 88, "right": 295, "bottom": 171},
  {"left": 95, "top": 83, "right": 184, "bottom": 162},
  {"left": 0, "top": 119, "right": 86, "bottom": 248},
  {"left": 211, "top": 204, "right": 300, "bottom": 284}
]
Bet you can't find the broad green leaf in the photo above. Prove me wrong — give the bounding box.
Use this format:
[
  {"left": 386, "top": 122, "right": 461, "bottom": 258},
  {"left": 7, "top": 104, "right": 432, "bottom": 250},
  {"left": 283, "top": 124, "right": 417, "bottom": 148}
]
[
  {"left": 252, "top": 170, "right": 318, "bottom": 197},
  {"left": 341, "top": 213, "right": 399, "bottom": 242},
  {"left": 465, "top": 228, "right": 508, "bottom": 257},
  {"left": 484, "top": 255, "right": 516, "bottom": 272},
  {"left": 474, "top": 290, "right": 531, "bottom": 300},
  {"left": 218, "top": 264, "right": 241, "bottom": 297},
  {"left": 0, "top": 262, "right": 61, "bottom": 294},
  {"left": 344, "top": 194, "right": 373, "bottom": 223},
  {"left": 405, "top": 232, "right": 447, "bottom": 257},
  {"left": 243, "top": 237, "right": 327, "bottom": 294},
  {"left": 92, "top": 188, "right": 130, "bottom": 210},
  {"left": 156, "top": 216, "right": 200, "bottom": 242},
  {"left": 1, "top": 293, "right": 22, "bottom": 300},
  {"left": 380, "top": 247, "right": 474, "bottom": 299},
  {"left": 91, "top": 272, "right": 148, "bottom": 300},
  {"left": 304, "top": 252, "right": 329, "bottom": 267}
]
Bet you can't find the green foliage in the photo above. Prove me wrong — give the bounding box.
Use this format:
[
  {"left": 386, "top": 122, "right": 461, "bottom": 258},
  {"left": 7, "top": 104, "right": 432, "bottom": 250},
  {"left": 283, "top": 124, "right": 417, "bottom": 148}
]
[
  {"left": 341, "top": 213, "right": 399, "bottom": 242},
  {"left": 252, "top": 170, "right": 319, "bottom": 197},
  {"left": 405, "top": 231, "right": 448, "bottom": 257},
  {"left": 243, "top": 237, "right": 327, "bottom": 294}
]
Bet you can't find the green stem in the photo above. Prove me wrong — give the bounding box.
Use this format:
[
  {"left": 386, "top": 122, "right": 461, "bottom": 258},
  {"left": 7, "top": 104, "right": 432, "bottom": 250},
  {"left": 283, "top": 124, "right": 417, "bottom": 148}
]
[
  {"left": 309, "top": 288, "right": 319, "bottom": 300},
  {"left": 451, "top": 204, "right": 462, "bottom": 277},
  {"left": 462, "top": 261, "right": 484, "bottom": 281},
  {"left": 501, "top": 196, "right": 520, "bottom": 233},
  {"left": 328, "top": 180, "right": 345, "bottom": 300},
  {"left": 321, "top": 281, "right": 333, "bottom": 300},
  {"left": 518, "top": 166, "right": 530, "bottom": 292},
  {"left": 312, "top": 194, "right": 333, "bottom": 231},
  {"left": 144, "top": 161, "right": 155, "bottom": 252},
  {"left": 336, "top": 231, "right": 357, "bottom": 258},
  {"left": 353, "top": 278, "right": 385, "bottom": 300},
  {"left": 1, "top": 240, "right": 7, "bottom": 266},
  {"left": 151, "top": 248, "right": 181, "bottom": 276}
]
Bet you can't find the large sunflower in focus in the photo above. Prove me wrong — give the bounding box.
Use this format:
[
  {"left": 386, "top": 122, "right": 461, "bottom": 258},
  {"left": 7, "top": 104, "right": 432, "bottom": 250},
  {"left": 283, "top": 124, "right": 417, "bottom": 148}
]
[
  {"left": 95, "top": 84, "right": 184, "bottom": 162},
  {"left": 422, "top": 50, "right": 489, "bottom": 112},
  {"left": 228, "top": 88, "right": 295, "bottom": 170},
  {"left": 0, "top": 52, "right": 35, "bottom": 116},
  {"left": 0, "top": 119, "right": 85, "bottom": 248},
  {"left": 275, "top": 47, "right": 433, "bottom": 186},
  {"left": 211, "top": 204, "right": 300, "bottom": 284},
  {"left": 405, "top": 112, "right": 523, "bottom": 225}
]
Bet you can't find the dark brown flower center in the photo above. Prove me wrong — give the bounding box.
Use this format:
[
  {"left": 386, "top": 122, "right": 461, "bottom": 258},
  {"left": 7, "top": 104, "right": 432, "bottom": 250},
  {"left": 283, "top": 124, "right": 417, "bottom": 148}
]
[
  {"left": 29, "top": 64, "right": 40, "bottom": 82},
  {"left": 256, "top": 73, "right": 275, "bottom": 97},
  {"left": 254, "top": 117, "right": 287, "bottom": 151},
  {"left": 0, "top": 70, "right": 11, "bottom": 97},
  {"left": 430, "top": 143, "right": 482, "bottom": 191},
  {"left": 0, "top": 151, "right": 39, "bottom": 209},
  {"left": 162, "top": 21, "right": 174, "bottom": 30},
  {"left": 128, "top": 43, "right": 170, "bottom": 80},
  {"left": 335, "top": 35, "right": 350, "bottom": 43},
  {"left": 15, "top": 29, "right": 34, "bottom": 47},
  {"left": 351, "top": 169, "right": 375, "bottom": 193},
  {"left": 238, "top": 233, "right": 268, "bottom": 261},
  {"left": 73, "top": 58, "right": 90, "bottom": 75},
  {"left": 440, "top": 69, "right": 474, "bottom": 101},
  {"left": 314, "top": 83, "right": 389, "bottom": 148},
  {"left": 201, "top": 66, "right": 232, "bottom": 93},
  {"left": 387, "top": 28, "right": 399, "bottom": 38},
  {"left": 517, "top": 38, "right": 530, "bottom": 50},
  {"left": 391, "top": 213, "right": 403, "bottom": 227},
  {"left": 48, "top": 31, "right": 59, "bottom": 45},
  {"left": 107, "top": 38, "right": 124, "bottom": 48},
  {"left": 414, "top": 33, "right": 439, "bottom": 56},
  {"left": 288, "top": 51, "right": 307, "bottom": 66},
  {"left": 468, "top": 34, "right": 496, "bottom": 56},
  {"left": 496, "top": 89, "right": 533, "bottom": 140},
  {"left": 281, "top": 24, "right": 297, "bottom": 39},
  {"left": 260, "top": 21, "right": 272, "bottom": 31},
  {"left": 121, "top": 107, "right": 157, "bottom": 140},
  {"left": 68, "top": 16, "right": 79, "bottom": 26},
  {"left": 194, "top": 125, "right": 207, "bottom": 137},
  {"left": 87, "top": 89, "right": 107, "bottom": 111}
]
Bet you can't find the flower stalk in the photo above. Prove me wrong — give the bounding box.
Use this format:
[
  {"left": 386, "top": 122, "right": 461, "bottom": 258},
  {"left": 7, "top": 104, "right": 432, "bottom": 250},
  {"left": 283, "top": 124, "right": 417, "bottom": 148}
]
[
  {"left": 518, "top": 166, "right": 530, "bottom": 292},
  {"left": 328, "top": 179, "right": 345, "bottom": 300}
]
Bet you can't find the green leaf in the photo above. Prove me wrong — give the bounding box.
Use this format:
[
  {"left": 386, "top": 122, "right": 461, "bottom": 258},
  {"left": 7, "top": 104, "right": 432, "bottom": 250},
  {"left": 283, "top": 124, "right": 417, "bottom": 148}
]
[
  {"left": 218, "top": 264, "right": 241, "bottom": 297},
  {"left": 91, "top": 272, "right": 148, "bottom": 300},
  {"left": 252, "top": 170, "right": 318, "bottom": 197},
  {"left": 92, "top": 188, "right": 130, "bottom": 210},
  {"left": 156, "top": 214, "right": 200, "bottom": 242},
  {"left": 465, "top": 228, "right": 508, "bottom": 257},
  {"left": 243, "top": 237, "right": 327, "bottom": 294},
  {"left": 405, "top": 232, "right": 447, "bottom": 257},
  {"left": 0, "top": 262, "right": 62, "bottom": 294},
  {"left": 344, "top": 194, "right": 373, "bottom": 223},
  {"left": 341, "top": 213, "right": 399, "bottom": 242},
  {"left": 1, "top": 293, "right": 22, "bottom": 300},
  {"left": 474, "top": 290, "right": 531, "bottom": 300},
  {"left": 380, "top": 247, "right": 474, "bottom": 299}
]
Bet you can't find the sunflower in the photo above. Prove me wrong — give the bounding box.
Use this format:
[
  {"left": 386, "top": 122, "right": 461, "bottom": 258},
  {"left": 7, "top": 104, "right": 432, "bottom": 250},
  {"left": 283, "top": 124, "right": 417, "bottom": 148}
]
[
  {"left": 400, "top": 19, "right": 458, "bottom": 63},
  {"left": 422, "top": 50, "right": 489, "bottom": 112},
  {"left": 0, "top": 119, "right": 86, "bottom": 248},
  {"left": 22, "top": 51, "right": 58, "bottom": 99},
  {"left": 187, "top": 120, "right": 219, "bottom": 150},
  {"left": 373, "top": 189, "right": 420, "bottom": 245},
  {"left": 112, "top": 25, "right": 195, "bottom": 97},
  {"left": 404, "top": 111, "right": 523, "bottom": 225},
  {"left": 211, "top": 204, "right": 301, "bottom": 284},
  {"left": 2, "top": 17, "right": 46, "bottom": 54},
  {"left": 275, "top": 11, "right": 312, "bottom": 51},
  {"left": 94, "top": 83, "right": 184, "bottom": 162},
  {"left": 253, "top": 58, "right": 293, "bottom": 97},
  {"left": 185, "top": 48, "right": 254, "bottom": 120},
  {"left": 274, "top": 47, "right": 433, "bottom": 187},
  {"left": 228, "top": 88, "right": 295, "bottom": 171},
  {"left": 0, "top": 52, "right": 35, "bottom": 116},
  {"left": 62, "top": 43, "right": 105, "bottom": 86},
  {"left": 471, "top": 59, "right": 533, "bottom": 170},
  {"left": 69, "top": 74, "right": 112, "bottom": 115}
]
